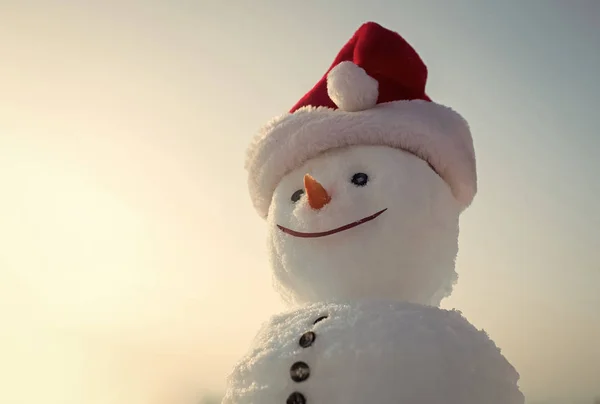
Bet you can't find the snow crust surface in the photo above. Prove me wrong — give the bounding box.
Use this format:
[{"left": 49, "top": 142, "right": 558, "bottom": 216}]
[{"left": 222, "top": 299, "right": 524, "bottom": 404}]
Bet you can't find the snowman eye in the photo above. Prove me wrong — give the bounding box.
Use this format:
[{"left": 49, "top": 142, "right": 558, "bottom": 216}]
[
  {"left": 350, "top": 172, "right": 369, "bottom": 187},
  {"left": 291, "top": 189, "right": 304, "bottom": 203}
]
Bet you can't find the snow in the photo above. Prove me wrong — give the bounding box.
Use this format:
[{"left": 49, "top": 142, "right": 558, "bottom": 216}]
[
  {"left": 222, "top": 299, "right": 524, "bottom": 404},
  {"left": 229, "top": 129, "right": 523, "bottom": 404},
  {"left": 266, "top": 145, "right": 462, "bottom": 307}
]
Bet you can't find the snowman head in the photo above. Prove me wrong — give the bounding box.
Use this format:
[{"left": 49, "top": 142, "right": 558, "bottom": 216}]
[
  {"left": 245, "top": 22, "right": 477, "bottom": 306},
  {"left": 266, "top": 144, "right": 461, "bottom": 306}
]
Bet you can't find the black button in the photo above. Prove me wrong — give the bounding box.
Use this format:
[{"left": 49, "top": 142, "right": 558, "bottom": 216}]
[
  {"left": 286, "top": 392, "right": 306, "bottom": 404},
  {"left": 290, "top": 361, "right": 310, "bottom": 382},
  {"left": 299, "top": 331, "right": 316, "bottom": 348},
  {"left": 313, "top": 315, "right": 328, "bottom": 324}
]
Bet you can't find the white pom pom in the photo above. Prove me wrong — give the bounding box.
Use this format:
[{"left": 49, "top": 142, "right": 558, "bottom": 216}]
[{"left": 327, "top": 61, "right": 379, "bottom": 112}]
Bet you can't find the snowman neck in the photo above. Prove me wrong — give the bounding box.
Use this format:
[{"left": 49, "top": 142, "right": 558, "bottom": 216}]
[
  {"left": 273, "top": 238, "right": 459, "bottom": 308},
  {"left": 342, "top": 256, "right": 457, "bottom": 307}
]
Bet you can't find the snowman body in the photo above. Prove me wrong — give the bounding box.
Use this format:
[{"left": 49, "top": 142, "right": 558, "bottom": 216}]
[
  {"left": 226, "top": 21, "right": 525, "bottom": 404},
  {"left": 222, "top": 300, "right": 524, "bottom": 404}
]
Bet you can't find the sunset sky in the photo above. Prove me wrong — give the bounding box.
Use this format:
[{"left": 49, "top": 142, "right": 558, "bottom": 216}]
[{"left": 1, "top": 1, "right": 599, "bottom": 403}]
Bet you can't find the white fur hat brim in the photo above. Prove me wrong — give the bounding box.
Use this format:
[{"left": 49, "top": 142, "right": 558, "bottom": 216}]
[{"left": 245, "top": 100, "right": 477, "bottom": 219}]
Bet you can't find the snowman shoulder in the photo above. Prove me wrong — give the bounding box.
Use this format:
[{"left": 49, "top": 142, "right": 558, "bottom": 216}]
[
  {"left": 368, "top": 302, "right": 520, "bottom": 377},
  {"left": 247, "top": 301, "right": 339, "bottom": 350},
  {"left": 224, "top": 301, "right": 523, "bottom": 404},
  {"left": 244, "top": 300, "right": 512, "bottom": 361},
  {"left": 393, "top": 303, "right": 522, "bottom": 386},
  {"left": 224, "top": 302, "right": 338, "bottom": 388}
]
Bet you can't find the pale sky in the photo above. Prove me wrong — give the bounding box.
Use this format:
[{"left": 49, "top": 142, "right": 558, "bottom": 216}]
[{"left": 0, "top": 1, "right": 599, "bottom": 404}]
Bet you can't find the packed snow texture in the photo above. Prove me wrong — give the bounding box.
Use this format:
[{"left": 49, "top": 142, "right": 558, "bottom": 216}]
[
  {"left": 267, "top": 145, "right": 462, "bottom": 307},
  {"left": 222, "top": 300, "right": 524, "bottom": 404}
]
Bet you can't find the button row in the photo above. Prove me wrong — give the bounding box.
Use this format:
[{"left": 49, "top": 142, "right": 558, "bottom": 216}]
[{"left": 286, "top": 315, "right": 328, "bottom": 404}]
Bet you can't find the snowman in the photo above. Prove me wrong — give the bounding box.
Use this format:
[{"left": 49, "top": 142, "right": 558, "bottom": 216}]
[{"left": 222, "top": 22, "right": 525, "bottom": 404}]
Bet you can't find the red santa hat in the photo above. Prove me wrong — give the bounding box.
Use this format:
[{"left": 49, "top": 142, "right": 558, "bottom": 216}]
[{"left": 246, "top": 22, "right": 477, "bottom": 218}]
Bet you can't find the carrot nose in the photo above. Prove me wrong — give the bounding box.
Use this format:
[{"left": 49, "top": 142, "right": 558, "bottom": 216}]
[{"left": 304, "top": 174, "right": 331, "bottom": 210}]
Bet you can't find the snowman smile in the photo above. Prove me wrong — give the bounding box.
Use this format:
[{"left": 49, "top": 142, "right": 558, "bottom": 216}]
[{"left": 277, "top": 208, "right": 387, "bottom": 238}]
